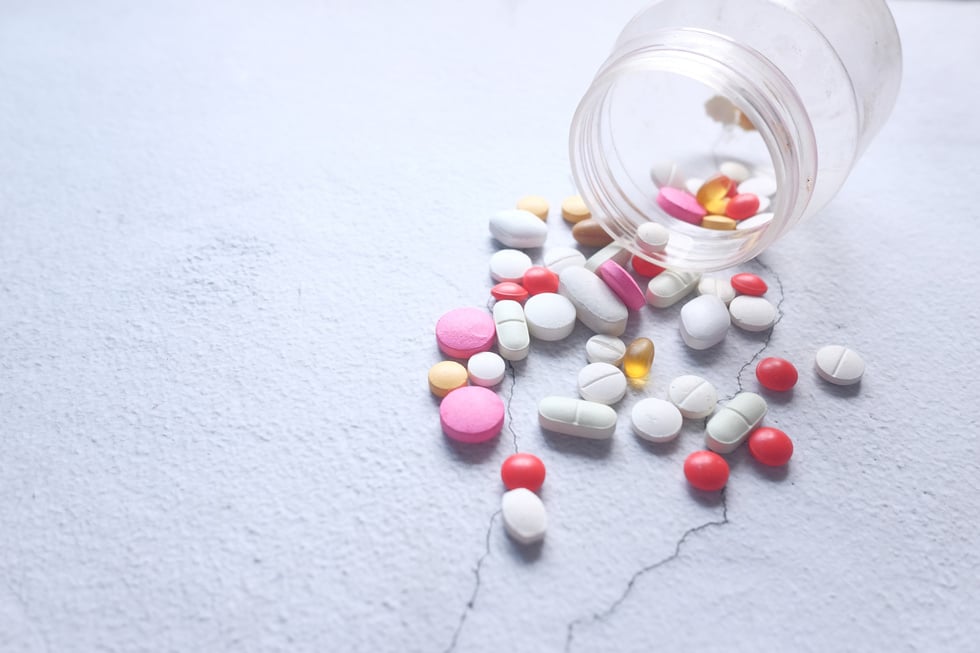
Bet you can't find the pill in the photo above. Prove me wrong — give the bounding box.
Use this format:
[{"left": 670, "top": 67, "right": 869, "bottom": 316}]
[
  {"left": 756, "top": 195, "right": 771, "bottom": 213},
  {"left": 500, "top": 453, "right": 546, "bottom": 492},
  {"left": 597, "top": 260, "right": 646, "bottom": 310},
  {"left": 656, "top": 187, "right": 707, "bottom": 225},
  {"left": 684, "top": 451, "right": 729, "bottom": 491},
  {"left": 572, "top": 218, "right": 614, "bottom": 248},
  {"left": 695, "top": 174, "right": 734, "bottom": 207},
  {"left": 668, "top": 374, "right": 718, "bottom": 419},
  {"left": 558, "top": 266, "right": 628, "bottom": 336},
  {"left": 492, "top": 299, "right": 530, "bottom": 361},
  {"left": 736, "top": 213, "right": 774, "bottom": 231},
  {"left": 543, "top": 247, "right": 587, "bottom": 273},
  {"left": 748, "top": 427, "right": 794, "bottom": 466},
  {"left": 737, "top": 175, "right": 777, "bottom": 197},
  {"left": 440, "top": 385, "right": 505, "bottom": 443},
  {"left": 428, "top": 361, "right": 469, "bottom": 398},
  {"left": 704, "top": 95, "right": 739, "bottom": 125},
  {"left": 501, "top": 488, "right": 547, "bottom": 545},
  {"left": 719, "top": 161, "right": 751, "bottom": 183},
  {"left": 623, "top": 337, "right": 655, "bottom": 380},
  {"left": 701, "top": 197, "right": 730, "bottom": 216},
  {"left": 645, "top": 269, "right": 701, "bottom": 308},
  {"left": 814, "top": 345, "right": 865, "bottom": 385},
  {"left": 684, "top": 177, "right": 705, "bottom": 196},
  {"left": 698, "top": 276, "right": 736, "bottom": 304},
  {"left": 679, "top": 294, "right": 731, "bottom": 350},
  {"left": 635, "top": 222, "right": 670, "bottom": 254},
  {"left": 490, "top": 281, "right": 529, "bottom": 304},
  {"left": 725, "top": 193, "right": 761, "bottom": 220},
  {"left": 729, "top": 295, "right": 777, "bottom": 332},
  {"left": 561, "top": 195, "right": 591, "bottom": 224},
  {"left": 705, "top": 391, "right": 767, "bottom": 454},
  {"left": 537, "top": 396, "right": 617, "bottom": 439},
  {"left": 436, "top": 307, "right": 496, "bottom": 358},
  {"left": 701, "top": 215, "right": 737, "bottom": 230},
  {"left": 584, "top": 243, "right": 630, "bottom": 272},
  {"left": 628, "top": 256, "right": 663, "bottom": 280},
  {"left": 585, "top": 334, "right": 627, "bottom": 365},
  {"left": 730, "top": 272, "right": 768, "bottom": 296},
  {"left": 577, "top": 362, "right": 628, "bottom": 405},
  {"left": 755, "top": 357, "right": 798, "bottom": 391},
  {"left": 516, "top": 195, "right": 549, "bottom": 220},
  {"left": 650, "top": 161, "right": 686, "bottom": 189},
  {"left": 467, "top": 351, "right": 506, "bottom": 387},
  {"left": 523, "top": 292, "right": 577, "bottom": 341},
  {"left": 489, "top": 209, "right": 549, "bottom": 249},
  {"left": 522, "top": 266, "right": 560, "bottom": 296},
  {"left": 630, "top": 398, "right": 683, "bottom": 443},
  {"left": 489, "top": 249, "right": 533, "bottom": 283}
]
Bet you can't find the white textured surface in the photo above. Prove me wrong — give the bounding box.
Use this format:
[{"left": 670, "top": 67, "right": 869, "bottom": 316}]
[{"left": 1, "top": 1, "right": 978, "bottom": 652}]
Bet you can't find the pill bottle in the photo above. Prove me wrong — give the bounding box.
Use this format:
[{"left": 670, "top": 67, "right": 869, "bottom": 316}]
[{"left": 569, "top": 0, "right": 902, "bottom": 271}]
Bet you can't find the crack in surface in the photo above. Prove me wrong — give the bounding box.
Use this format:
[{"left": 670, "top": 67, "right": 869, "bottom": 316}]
[
  {"left": 727, "top": 259, "right": 786, "bottom": 399},
  {"left": 443, "top": 511, "right": 500, "bottom": 653},
  {"left": 504, "top": 361, "right": 519, "bottom": 453}
]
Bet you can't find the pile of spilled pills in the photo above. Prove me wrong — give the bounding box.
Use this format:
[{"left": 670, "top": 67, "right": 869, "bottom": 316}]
[{"left": 428, "top": 191, "right": 865, "bottom": 546}]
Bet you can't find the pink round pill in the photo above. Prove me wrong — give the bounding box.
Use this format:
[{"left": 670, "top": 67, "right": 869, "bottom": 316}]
[
  {"left": 436, "top": 307, "right": 496, "bottom": 359},
  {"left": 656, "top": 187, "right": 707, "bottom": 225},
  {"left": 597, "top": 260, "right": 646, "bottom": 310},
  {"left": 439, "top": 386, "right": 505, "bottom": 443}
]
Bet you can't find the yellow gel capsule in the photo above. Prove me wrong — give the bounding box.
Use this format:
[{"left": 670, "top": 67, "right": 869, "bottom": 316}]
[
  {"left": 428, "top": 361, "right": 469, "bottom": 398},
  {"left": 696, "top": 174, "right": 734, "bottom": 207},
  {"left": 623, "top": 337, "right": 655, "bottom": 380},
  {"left": 702, "top": 196, "right": 730, "bottom": 215},
  {"left": 701, "top": 215, "right": 737, "bottom": 230}
]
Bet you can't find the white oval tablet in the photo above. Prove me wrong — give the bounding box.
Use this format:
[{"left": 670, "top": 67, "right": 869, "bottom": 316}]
[
  {"left": 577, "top": 362, "right": 627, "bottom": 405},
  {"left": 698, "top": 276, "right": 736, "bottom": 304},
  {"left": 636, "top": 222, "right": 670, "bottom": 254},
  {"left": 467, "top": 351, "right": 506, "bottom": 387},
  {"left": 729, "top": 295, "right": 777, "bottom": 332},
  {"left": 646, "top": 270, "right": 701, "bottom": 308},
  {"left": 584, "top": 243, "right": 630, "bottom": 272},
  {"left": 736, "top": 213, "right": 774, "bottom": 231},
  {"left": 756, "top": 195, "right": 771, "bottom": 213},
  {"left": 543, "top": 247, "right": 587, "bottom": 274},
  {"left": 489, "top": 209, "right": 548, "bottom": 249},
  {"left": 737, "top": 175, "right": 777, "bottom": 197},
  {"left": 489, "top": 249, "right": 533, "bottom": 283},
  {"left": 705, "top": 392, "right": 767, "bottom": 454},
  {"left": 523, "top": 293, "right": 576, "bottom": 341},
  {"left": 492, "top": 300, "right": 530, "bottom": 361},
  {"left": 668, "top": 375, "right": 718, "bottom": 419},
  {"left": 680, "top": 294, "right": 731, "bottom": 350},
  {"left": 538, "top": 396, "right": 617, "bottom": 439},
  {"left": 720, "top": 161, "right": 750, "bottom": 183},
  {"left": 501, "top": 488, "right": 547, "bottom": 545},
  {"left": 558, "top": 266, "right": 628, "bottom": 336},
  {"left": 649, "top": 161, "right": 686, "bottom": 189},
  {"left": 585, "top": 334, "right": 627, "bottom": 365},
  {"left": 631, "top": 398, "right": 683, "bottom": 443},
  {"left": 815, "top": 345, "right": 865, "bottom": 385}
]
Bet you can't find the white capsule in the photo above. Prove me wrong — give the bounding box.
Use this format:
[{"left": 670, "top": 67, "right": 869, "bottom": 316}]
[
  {"left": 646, "top": 270, "right": 701, "bottom": 308},
  {"left": 577, "top": 362, "right": 627, "bottom": 405},
  {"left": 736, "top": 213, "right": 774, "bottom": 231},
  {"left": 501, "top": 488, "right": 547, "bottom": 545},
  {"left": 492, "top": 300, "right": 530, "bottom": 361},
  {"left": 635, "top": 222, "right": 670, "bottom": 254},
  {"left": 489, "top": 249, "right": 533, "bottom": 283},
  {"left": 558, "top": 266, "right": 628, "bottom": 336},
  {"left": 737, "top": 175, "right": 778, "bottom": 197},
  {"left": 584, "top": 243, "right": 630, "bottom": 272},
  {"left": 705, "top": 392, "right": 767, "bottom": 454},
  {"left": 543, "top": 247, "right": 587, "bottom": 274},
  {"left": 720, "top": 161, "right": 751, "bottom": 183},
  {"left": 668, "top": 375, "right": 718, "bottom": 419},
  {"left": 756, "top": 195, "right": 771, "bottom": 213},
  {"left": 467, "top": 351, "right": 506, "bottom": 387},
  {"left": 729, "top": 295, "right": 777, "bottom": 332},
  {"left": 523, "top": 293, "right": 577, "bottom": 341},
  {"left": 685, "top": 177, "right": 706, "bottom": 196},
  {"left": 585, "top": 334, "right": 627, "bottom": 365},
  {"left": 631, "top": 398, "right": 684, "bottom": 443},
  {"left": 815, "top": 345, "right": 865, "bottom": 386},
  {"left": 489, "top": 209, "right": 548, "bottom": 249},
  {"left": 680, "top": 294, "right": 731, "bottom": 350},
  {"left": 698, "top": 276, "right": 736, "bottom": 304},
  {"left": 649, "top": 161, "right": 686, "bottom": 189},
  {"left": 538, "top": 396, "right": 617, "bottom": 439}
]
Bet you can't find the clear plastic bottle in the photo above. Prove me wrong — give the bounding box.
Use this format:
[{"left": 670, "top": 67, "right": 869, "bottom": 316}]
[{"left": 569, "top": 0, "right": 902, "bottom": 271}]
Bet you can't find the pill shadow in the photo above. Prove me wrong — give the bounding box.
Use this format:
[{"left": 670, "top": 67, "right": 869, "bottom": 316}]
[
  {"left": 817, "top": 380, "right": 862, "bottom": 399},
  {"left": 506, "top": 538, "right": 544, "bottom": 564},
  {"left": 751, "top": 459, "right": 791, "bottom": 482},
  {"left": 443, "top": 437, "right": 499, "bottom": 465},
  {"left": 758, "top": 387, "right": 795, "bottom": 406},
  {"left": 681, "top": 342, "right": 729, "bottom": 366},
  {"left": 686, "top": 485, "right": 726, "bottom": 507},
  {"left": 541, "top": 429, "right": 613, "bottom": 459},
  {"left": 635, "top": 436, "right": 682, "bottom": 456}
]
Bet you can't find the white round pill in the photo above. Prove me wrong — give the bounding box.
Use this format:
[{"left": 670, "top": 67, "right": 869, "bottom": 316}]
[
  {"left": 467, "top": 351, "right": 506, "bottom": 387},
  {"left": 577, "top": 362, "right": 628, "bottom": 405},
  {"left": 729, "top": 295, "right": 777, "bottom": 332},
  {"left": 523, "top": 293, "right": 577, "bottom": 341},
  {"left": 631, "top": 398, "right": 683, "bottom": 443},
  {"left": 489, "top": 249, "right": 533, "bottom": 283},
  {"left": 679, "top": 294, "right": 731, "bottom": 350},
  {"left": 697, "top": 276, "right": 736, "bottom": 305},
  {"left": 636, "top": 222, "right": 670, "bottom": 254},
  {"left": 649, "top": 161, "right": 685, "bottom": 189},
  {"left": 501, "top": 488, "right": 547, "bottom": 545},
  {"left": 668, "top": 375, "right": 718, "bottom": 419},
  {"left": 489, "top": 209, "right": 548, "bottom": 249},
  {"left": 815, "top": 345, "right": 865, "bottom": 385},
  {"left": 684, "top": 177, "right": 705, "bottom": 196},
  {"left": 737, "top": 175, "right": 777, "bottom": 197},
  {"left": 585, "top": 334, "right": 627, "bottom": 365},
  {"left": 736, "top": 213, "right": 774, "bottom": 231},
  {"left": 543, "top": 247, "right": 587, "bottom": 273},
  {"left": 720, "top": 161, "right": 750, "bottom": 183}
]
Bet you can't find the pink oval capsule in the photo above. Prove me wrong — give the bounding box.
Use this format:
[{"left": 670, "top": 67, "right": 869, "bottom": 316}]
[
  {"left": 725, "top": 193, "right": 761, "bottom": 220},
  {"left": 597, "top": 260, "right": 646, "bottom": 310},
  {"left": 656, "top": 187, "right": 707, "bottom": 225}
]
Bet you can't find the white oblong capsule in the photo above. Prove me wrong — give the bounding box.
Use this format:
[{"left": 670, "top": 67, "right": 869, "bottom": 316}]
[
  {"left": 668, "top": 375, "right": 718, "bottom": 419},
  {"left": 646, "top": 270, "right": 701, "bottom": 308},
  {"left": 558, "top": 266, "right": 628, "bottom": 336},
  {"left": 737, "top": 175, "right": 777, "bottom": 198},
  {"left": 679, "top": 294, "right": 731, "bottom": 350},
  {"left": 537, "top": 396, "right": 617, "bottom": 439},
  {"left": 729, "top": 295, "right": 777, "bottom": 332},
  {"left": 584, "top": 243, "right": 630, "bottom": 272},
  {"left": 501, "top": 488, "right": 547, "bottom": 545},
  {"left": 489, "top": 209, "right": 548, "bottom": 249},
  {"left": 705, "top": 392, "right": 768, "bottom": 454},
  {"left": 577, "top": 362, "right": 627, "bottom": 405},
  {"left": 698, "top": 276, "right": 736, "bottom": 305},
  {"left": 492, "top": 300, "right": 530, "bottom": 361},
  {"left": 649, "top": 161, "right": 686, "bottom": 190},
  {"left": 815, "top": 345, "right": 865, "bottom": 385},
  {"left": 543, "top": 246, "right": 587, "bottom": 274}
]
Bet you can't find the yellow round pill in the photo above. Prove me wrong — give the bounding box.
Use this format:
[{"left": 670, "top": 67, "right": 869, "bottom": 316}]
[
  {"left": 428, "top": 361, "right": 468, "bottom": 398},
  {"left": 561, "top": 195, "right": 591, "bottom": 224},
  {"left": 517, "top": 195, "right": 549, "bottom": 221},
  {"left": 701, "top": 215, "right": 737, "bottom": 230}
]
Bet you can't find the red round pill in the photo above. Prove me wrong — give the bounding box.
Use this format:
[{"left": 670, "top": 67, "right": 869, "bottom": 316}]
[
  {"left": 755, "top": 357, "right": 799, "bottom": 391},
  {"left": 683, "top": 451, "right": 729, "bottom": 492},
  {"left": 630, "top": 255, "right": 666, "bottom": 278},
  {"left": 522, "top": 266, "right": 560, "bottom": 296},
  {"left": 748, "top": 427, "right": 794, "bottom": 466},
  {"left": 725, "top": 193, "right": 761, "bottom": 220},
  {"left": 500, "top": 453, "right": 546, "bottom": 492},
  {"left": 730, "top": 272, "right": 768, "bottom": 296},
  {"left": 491, "top": 281, "right": 529, "bottom": 304}
]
